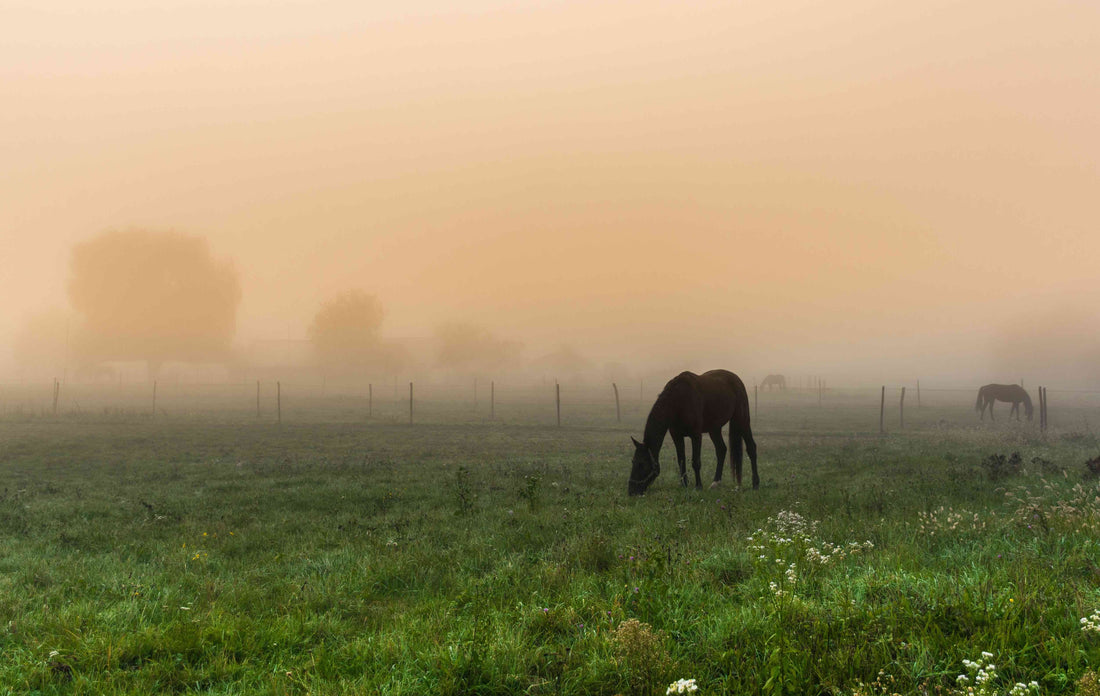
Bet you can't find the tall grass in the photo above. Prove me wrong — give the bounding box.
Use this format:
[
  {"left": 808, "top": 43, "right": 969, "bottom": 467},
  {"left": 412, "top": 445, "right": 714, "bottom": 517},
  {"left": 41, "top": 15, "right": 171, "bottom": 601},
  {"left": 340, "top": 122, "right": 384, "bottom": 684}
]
[{"left": 0, "top": 396, "right": 1098, "bottom": 694}]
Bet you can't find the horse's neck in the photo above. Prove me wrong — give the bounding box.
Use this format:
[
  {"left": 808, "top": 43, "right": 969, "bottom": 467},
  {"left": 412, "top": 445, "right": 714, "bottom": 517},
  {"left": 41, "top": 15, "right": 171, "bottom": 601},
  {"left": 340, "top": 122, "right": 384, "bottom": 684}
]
[{"left": 643, "top": 403, "right": 669, "bottom": 456}]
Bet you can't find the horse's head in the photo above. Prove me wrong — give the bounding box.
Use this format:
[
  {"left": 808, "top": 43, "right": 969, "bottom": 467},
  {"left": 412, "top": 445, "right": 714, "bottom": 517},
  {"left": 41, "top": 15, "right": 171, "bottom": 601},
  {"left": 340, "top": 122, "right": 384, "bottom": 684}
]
[
  {"left": 628, "top": 436, "right": 659, "bottom": 496},
  {"left": 1025, "top": 397, "right": 1034, "bottom": 421}
]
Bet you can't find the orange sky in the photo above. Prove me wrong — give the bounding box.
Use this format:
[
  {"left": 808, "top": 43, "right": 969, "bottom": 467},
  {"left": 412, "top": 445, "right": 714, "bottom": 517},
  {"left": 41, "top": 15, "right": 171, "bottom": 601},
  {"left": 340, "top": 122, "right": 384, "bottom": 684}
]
[{"left": 2, "top": 0, "right": 1098, "bottom": 382}]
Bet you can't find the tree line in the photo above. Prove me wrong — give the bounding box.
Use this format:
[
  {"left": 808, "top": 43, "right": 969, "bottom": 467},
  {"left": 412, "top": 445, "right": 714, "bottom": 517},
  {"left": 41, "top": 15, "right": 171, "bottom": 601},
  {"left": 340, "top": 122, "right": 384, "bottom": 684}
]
[{"left": 14, "top": 229, "right": 526, "bottom": 379}]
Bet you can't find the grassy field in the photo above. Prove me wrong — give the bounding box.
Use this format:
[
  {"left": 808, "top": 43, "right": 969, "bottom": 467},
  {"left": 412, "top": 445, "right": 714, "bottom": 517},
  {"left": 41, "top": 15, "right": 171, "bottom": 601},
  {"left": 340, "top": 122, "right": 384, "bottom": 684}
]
[{"left": 2, "top": 386, "right": 1100, "bottom": 695}]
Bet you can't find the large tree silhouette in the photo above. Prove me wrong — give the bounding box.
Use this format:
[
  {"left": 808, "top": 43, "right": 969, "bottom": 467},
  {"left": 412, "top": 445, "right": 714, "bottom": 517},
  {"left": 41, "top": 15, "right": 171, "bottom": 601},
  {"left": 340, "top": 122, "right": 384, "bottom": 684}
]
[
  {"left": 308, "top": 291, "right": 401, "bottom": 374},
  {"left": 68, "top": 229, "right": 240, "bottom": 375}
]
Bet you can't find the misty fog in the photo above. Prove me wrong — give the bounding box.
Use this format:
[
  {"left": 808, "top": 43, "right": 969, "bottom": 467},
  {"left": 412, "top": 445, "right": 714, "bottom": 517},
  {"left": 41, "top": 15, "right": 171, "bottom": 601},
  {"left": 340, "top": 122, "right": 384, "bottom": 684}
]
[{"left": 3, "top": 0, "right": 1098, "bottom": 387}]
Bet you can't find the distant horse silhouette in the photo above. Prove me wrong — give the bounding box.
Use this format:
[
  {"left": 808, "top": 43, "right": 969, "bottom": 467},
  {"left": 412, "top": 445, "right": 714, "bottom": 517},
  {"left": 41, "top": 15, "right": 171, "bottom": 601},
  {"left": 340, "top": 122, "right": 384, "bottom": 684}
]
[
  {"left": 975, "top": 384, "right": 1033, "bottom": 422},
  {"left": 629, "top": 370, "right": 758, "bottom": 495},
  {"left": 760, "top": 374, "right": 786, "bottom": 391}
]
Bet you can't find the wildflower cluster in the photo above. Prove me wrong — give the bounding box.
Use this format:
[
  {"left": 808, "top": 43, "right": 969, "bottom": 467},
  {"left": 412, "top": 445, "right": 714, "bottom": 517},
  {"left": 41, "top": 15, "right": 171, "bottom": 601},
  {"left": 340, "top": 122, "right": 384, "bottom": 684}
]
[
  {"left": 666, "top": 677, "right": 699, "bottom": 694},
  {"left": 804, "top": 539, "right": 874, "bottom": 566},
  {"left": 916, "top": 507, "right": 987, "bottom": 537},
  {"left": 747, "top": 509, "right": 873, "bottom": 598},
  {"left": 954, "top": 653, "right": 1038, "bottom": 696},
  {"left": 1081, "top": 609, "right": 1100, "bottom": 635}
]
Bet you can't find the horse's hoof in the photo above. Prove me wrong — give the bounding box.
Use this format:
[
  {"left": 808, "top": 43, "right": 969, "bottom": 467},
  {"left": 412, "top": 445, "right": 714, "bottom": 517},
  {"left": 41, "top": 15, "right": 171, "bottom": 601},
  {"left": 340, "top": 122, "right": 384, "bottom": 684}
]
[{"left": 709, "top": 481, "right": 721, "bottom": 489}]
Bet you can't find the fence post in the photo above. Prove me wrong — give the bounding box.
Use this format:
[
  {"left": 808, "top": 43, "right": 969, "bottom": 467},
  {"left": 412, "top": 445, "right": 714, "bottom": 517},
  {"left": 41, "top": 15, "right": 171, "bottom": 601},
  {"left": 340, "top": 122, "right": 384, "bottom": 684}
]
[
  {"left": 556, "top": 382, "right": 561, "bottom": 427},
  {"left": 490, "top": 380, "right": 495, "bottom": 420},
  {"left": 899, "top": 387, "right": 906, "bottom": 429},
  {"left": 1039, "top": 386, "right": 1044, "bottom": 431},
  {"left": 879, "top": 386, "right": 885, "bottom": 433},
  {"left": 409, "top": 382, "right": 414, "bottom": 424},
  {"left": 1041, "top": 386, "right": 1048, "bottom": 431},
  {"left": 277, "top": 381, "right": 281, "bottom": 424},
  {"left": 613, "top": 382, "right": 621, "bottom": 423},
  {"left": 917, "top": 380, "right": 921, "bottom": 408}
]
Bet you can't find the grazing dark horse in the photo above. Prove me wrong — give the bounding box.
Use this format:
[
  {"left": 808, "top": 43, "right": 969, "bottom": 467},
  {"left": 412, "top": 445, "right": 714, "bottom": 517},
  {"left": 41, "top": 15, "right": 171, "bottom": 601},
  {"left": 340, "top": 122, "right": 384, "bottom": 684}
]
[
  {"left": 975, "top": 384, "right": 1033, "bottom": 422},
  {"left": 760, "top": 374, "right": 786, "bottom": 391},
  {"left": 628, "top": 370, "right": 758, "bottom": 495}
]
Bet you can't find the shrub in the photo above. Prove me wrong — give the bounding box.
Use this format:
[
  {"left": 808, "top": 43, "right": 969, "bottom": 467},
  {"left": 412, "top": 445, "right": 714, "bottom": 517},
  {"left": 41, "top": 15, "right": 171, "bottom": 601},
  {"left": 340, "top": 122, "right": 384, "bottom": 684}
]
[
  {"left": 981, "top": 452, "right": 1022, "bottom": 481},
  {"left": 612, "top": 619, "right": 670, "bottom": 696}
]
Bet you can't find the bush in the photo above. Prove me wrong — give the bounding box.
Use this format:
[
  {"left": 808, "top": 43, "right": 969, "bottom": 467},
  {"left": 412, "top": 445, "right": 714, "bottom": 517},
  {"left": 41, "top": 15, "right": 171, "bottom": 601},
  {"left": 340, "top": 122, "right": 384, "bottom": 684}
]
[{"left": 981, "top": 452, "right": 1022, "bottom": 481}]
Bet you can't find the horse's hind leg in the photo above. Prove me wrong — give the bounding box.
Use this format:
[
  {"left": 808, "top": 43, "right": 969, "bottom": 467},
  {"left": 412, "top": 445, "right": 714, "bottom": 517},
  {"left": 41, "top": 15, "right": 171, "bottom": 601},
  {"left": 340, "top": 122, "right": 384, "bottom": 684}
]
[
  {"left": 690, "top": 434, "right": 703, "bottom": 489},
  {"left": 673, "top": 436, "right": 688, "bottom": 487},
  {"left": 743, "top": 426, "right": 760, "bottom": 490},
  {"left": 709, "top": 429, "right": 727, "bottom": 487}
]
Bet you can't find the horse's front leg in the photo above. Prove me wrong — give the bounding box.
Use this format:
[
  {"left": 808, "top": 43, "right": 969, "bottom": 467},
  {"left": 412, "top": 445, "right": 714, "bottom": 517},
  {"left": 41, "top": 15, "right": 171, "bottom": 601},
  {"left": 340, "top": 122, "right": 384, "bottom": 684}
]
[
  {"left": 673, "top": 436, "right": 688, "bottom": 487},
  {"left": 1012, "top": 402, "right": 1020, "bottom": 421},
  {"left": 690, "top": 434, "right": 703, "bottom": 489}
]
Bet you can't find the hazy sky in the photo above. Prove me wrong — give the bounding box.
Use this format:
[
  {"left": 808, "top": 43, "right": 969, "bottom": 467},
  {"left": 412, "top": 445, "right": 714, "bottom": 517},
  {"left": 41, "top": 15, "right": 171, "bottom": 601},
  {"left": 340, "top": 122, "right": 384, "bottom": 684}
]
[{"left": 3, "top": 0, "right": 1098, "bottom": 382}]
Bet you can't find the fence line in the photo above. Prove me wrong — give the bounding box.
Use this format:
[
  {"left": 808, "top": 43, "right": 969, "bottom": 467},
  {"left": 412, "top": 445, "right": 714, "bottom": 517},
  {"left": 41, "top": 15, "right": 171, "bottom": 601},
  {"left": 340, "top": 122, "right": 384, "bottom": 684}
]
[{"left": 2, "top": 378, "right": 1097, "bottom": 431}]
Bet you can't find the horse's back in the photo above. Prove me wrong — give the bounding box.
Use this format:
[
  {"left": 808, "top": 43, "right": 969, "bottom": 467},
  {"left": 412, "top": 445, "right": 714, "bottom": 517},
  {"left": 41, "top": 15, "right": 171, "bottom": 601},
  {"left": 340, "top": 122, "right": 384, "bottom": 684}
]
[
  {"left": 698, "top": 370, "right": 751, "bottom": 427},
  {"left": 699, "top": 369, "right": 747, "bottom": 394},
  {"left": 982, "top": 383, "right": 1026, "bottom": 399}
]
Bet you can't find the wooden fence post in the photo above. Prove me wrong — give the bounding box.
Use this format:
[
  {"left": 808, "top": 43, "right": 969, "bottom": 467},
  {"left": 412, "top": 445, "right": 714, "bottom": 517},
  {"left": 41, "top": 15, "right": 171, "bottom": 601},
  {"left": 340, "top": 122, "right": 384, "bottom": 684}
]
[
  {"left": 613, "top": 382, "right": 621, "bottom": 423},
  {"left": 879, "top": 386, "right": 885, "bottom": 433},
  {"left": 1038, "top": 386, "right": 1044, "bottom": 431},
  {"left": 409, "top": 382, "right": 414, "bottom": 424},
  {"left": 277, "top": 381, "right": 281, "bottom": 424},
  {"left": 1041, "top": 386, "right": 1048, "bottom": 431},
  {"left": 899, "top": 387, "right": 906, "bottom": 429},
  {"left": 917, "top": 380, "right": 921, "bottom": 408},
  {"left": 556, "top": 382, "right": 561, "bottom": 427}
]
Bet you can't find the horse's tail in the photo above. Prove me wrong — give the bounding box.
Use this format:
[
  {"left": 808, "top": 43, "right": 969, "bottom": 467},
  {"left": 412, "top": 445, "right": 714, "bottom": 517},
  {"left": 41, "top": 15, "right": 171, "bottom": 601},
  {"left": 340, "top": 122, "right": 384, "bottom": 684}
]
[{"left": 975, "top": 387, "right": 984, "bottom": 412}]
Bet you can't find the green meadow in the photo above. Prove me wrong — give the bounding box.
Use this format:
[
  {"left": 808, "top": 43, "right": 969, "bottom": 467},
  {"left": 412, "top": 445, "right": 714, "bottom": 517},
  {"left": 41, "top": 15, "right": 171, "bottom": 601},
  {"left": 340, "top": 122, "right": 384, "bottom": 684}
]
[{"left": 2, "top": 384, "right": 1100, "bottom": 694}]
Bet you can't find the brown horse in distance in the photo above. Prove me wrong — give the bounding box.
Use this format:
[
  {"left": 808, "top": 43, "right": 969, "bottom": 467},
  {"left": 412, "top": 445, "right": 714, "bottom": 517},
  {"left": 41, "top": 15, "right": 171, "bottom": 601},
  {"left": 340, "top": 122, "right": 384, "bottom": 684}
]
[
  {"left": 760, "top": 374, "right": 786, "bottom": 391},
  {"left": 975, "top": 383, "right": 1033, "bottom": 422},
  {"left": 629, "top": 370, "right": 758, "bottom": 495}
]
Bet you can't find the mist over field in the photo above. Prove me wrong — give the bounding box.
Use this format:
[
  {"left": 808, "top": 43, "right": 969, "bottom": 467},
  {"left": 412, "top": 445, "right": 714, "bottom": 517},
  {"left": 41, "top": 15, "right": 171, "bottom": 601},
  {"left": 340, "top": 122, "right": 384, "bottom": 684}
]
[{"left": 3, "top": 0, "right": 1099, "bottom": 386}]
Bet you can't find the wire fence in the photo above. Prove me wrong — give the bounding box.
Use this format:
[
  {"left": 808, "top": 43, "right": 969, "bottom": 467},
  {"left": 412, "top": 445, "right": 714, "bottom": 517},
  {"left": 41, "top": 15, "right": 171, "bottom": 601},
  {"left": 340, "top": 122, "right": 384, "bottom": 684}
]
[{"left": 1, "top": 378, "right": 1097, "bottom": 434}]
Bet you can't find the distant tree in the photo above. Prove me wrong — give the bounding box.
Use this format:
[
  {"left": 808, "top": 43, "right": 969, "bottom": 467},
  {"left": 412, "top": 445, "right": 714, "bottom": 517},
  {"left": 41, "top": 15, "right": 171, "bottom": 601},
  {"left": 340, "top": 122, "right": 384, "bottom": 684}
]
[
  {"left": 12, "top": 308, "right": 70, "bottom": 375},
  {"left": 67, "top": 229, "right": 240, "bottom": 376},
  {"left": 434, "top": 323, "right": 522, "bottom": 373},
  {"left": 534, "top": 345, "right": 592, "bottom": 377},
  {"left": 309, "top": 291, "right": 401, "bottom": 373}
]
